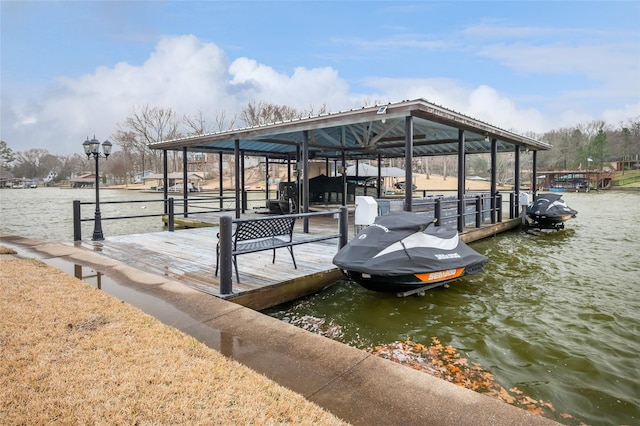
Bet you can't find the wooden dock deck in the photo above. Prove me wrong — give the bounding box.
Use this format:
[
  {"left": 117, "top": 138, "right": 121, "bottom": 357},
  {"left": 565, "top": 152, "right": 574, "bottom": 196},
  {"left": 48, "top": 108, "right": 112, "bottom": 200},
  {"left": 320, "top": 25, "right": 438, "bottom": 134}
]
[
  {"left": 80, "top": 214, "right": 520, "bottom": 310},
  {"left": 82, "top": 215, "right": 347, "bottom": 310}
]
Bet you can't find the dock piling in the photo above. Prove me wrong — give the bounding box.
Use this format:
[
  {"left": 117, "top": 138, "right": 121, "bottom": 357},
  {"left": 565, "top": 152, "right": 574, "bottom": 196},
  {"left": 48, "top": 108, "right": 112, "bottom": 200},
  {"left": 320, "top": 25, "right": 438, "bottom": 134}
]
[
  {"left": 339, "top": 206, "right": 348, "bottom": 249},
  {"left": 73, "top": 200, "right": 81, "bottom": 242},
  {"left": 219, "top": 216, "right": 233, "bottom": 294}
]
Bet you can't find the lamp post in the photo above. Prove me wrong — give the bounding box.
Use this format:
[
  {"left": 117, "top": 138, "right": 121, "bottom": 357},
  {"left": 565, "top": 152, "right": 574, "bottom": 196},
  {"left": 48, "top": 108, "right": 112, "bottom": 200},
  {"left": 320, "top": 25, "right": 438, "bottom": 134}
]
[{"left": 83, "top": 136, "right": 112, "bottom": 241}]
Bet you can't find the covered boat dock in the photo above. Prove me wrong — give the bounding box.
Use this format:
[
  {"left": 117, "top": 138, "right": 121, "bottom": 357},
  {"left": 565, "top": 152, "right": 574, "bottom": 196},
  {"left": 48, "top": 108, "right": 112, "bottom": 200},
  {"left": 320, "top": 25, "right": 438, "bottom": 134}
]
[
  {"left": 150, "top": 98, "right": 551, "bottom": 233},
  {"left": 135, "top": 99, "right": 552, "bottom": 304}
]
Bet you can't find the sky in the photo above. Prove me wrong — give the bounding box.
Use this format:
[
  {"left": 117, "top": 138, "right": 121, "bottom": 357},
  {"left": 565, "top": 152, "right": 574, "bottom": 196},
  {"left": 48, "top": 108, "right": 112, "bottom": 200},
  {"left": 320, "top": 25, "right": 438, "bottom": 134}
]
[{"left": 1, "top": 1, "right": 639, "bottom": 156}]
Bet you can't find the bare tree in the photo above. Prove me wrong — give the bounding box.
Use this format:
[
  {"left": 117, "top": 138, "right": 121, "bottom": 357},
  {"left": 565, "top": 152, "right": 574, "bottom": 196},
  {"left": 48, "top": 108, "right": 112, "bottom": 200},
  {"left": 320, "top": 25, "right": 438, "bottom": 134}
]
[
  {"left": 57, "top": 153, "right": 88, "bottom": 182},
  {"left": 183, "top": 109, "right": 237, "bottom": 135},
  {"left": 240, "top": 100, "right": 296, "bottom": 126},
  {"left": 111, "top": 129, "right": 144, "bottom": 182},
  {"left": 127, "top": 104, "right": 180, "bottom": 143},
  {"left": 103, "top": 151, "right": 130, "bottom": 185},
  {"left": 182, "top": 109, "right": 238, "bottom": 179},
  {"left": 239, "top": 100, "right": 326, "bottom": 127},
  {"left": 12, "top": 148, "right": 56, "bottom": 179},
  {"left": 115, "top": 105, "right": 182, "bottom": 175}
]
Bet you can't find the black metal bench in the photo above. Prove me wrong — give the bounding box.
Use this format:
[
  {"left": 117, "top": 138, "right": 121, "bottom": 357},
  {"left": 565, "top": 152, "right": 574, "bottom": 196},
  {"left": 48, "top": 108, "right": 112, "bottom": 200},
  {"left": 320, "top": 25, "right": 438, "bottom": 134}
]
[{"left": 215, "top": 216, "right": 297, "bottom": 283}]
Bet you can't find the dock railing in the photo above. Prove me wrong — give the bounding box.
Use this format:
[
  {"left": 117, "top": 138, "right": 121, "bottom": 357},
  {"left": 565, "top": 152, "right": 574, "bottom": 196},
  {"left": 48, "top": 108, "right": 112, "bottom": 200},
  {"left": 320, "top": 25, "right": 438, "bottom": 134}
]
[
  {"left": 73, "top": 195, "right": 236, "bottom": 242},
  {"left": 378, "top": 192, "right": 503, "bottom": 232},
  {"left": 73, "top": 191, "right": 509, "bottom": 242},
  {"left": 218, "top": 206, "right": 349, "bottom": 295}
]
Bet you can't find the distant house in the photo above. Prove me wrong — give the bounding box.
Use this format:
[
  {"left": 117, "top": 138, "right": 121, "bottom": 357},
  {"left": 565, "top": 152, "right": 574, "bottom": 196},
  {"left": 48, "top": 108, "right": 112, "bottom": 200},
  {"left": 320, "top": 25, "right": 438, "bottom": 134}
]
[
  {"left": 142, "top": 172, "right": 204, "bottom": 192},
  {"left": 0, "top": 170, "right": 14, "bottom": 188},
  {"left": 134, "top": 170, "right": 154, "bottom": 184},
  {"left": 43, "top": 171, "right": 58, "bottom": 183},
  {"left": 70, "top": 173, "right": 97, "bottom": 188}
]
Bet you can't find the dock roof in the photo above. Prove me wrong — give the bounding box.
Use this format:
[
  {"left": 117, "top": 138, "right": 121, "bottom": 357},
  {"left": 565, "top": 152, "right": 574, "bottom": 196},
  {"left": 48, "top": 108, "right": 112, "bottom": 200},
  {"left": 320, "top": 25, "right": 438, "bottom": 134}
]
[{"left": 150, "top": 98, "right": 550, "bottom": 159}]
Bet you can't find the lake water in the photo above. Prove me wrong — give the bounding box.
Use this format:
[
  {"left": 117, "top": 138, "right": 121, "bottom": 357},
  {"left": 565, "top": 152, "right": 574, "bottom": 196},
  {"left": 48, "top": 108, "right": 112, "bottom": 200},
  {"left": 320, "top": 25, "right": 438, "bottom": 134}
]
[
  {"left": 265, "top": 191, "right": 640, "bottom": 426},
  {"left": 0, "top": 187, "right": 168, "bottom": 241},
  {"left": 1, "top": 187, "right": 638, "bottom": 425}
]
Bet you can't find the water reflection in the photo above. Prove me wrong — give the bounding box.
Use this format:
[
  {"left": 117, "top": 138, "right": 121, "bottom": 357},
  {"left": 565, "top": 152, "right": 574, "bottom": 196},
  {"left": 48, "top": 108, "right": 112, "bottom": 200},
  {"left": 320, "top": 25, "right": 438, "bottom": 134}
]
[
  {"left": 265, "top": 191, "right": 640, "bottom": 426},
  {"left": 74, "top": 264, "right": 103, "bottom": 289}
]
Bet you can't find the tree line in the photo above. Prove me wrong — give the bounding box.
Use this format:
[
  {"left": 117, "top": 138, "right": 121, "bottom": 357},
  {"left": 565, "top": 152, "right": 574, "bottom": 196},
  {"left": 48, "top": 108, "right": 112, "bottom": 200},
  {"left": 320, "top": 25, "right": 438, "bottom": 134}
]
[{"left": 1, "top": 101, "right": 638, "bottom": 185}]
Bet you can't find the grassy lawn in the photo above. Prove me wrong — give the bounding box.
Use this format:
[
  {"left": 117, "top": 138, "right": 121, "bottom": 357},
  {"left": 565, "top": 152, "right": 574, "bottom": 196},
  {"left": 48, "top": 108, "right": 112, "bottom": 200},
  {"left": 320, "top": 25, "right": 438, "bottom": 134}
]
[{"left": 0, "top": 256, "right": 348, "bottom": 425}]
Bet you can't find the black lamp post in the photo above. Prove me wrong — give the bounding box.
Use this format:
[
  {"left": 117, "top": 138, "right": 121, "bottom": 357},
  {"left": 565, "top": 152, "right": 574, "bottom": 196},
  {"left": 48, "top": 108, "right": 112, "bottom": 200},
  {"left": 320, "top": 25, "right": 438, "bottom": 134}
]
[{"left": 83, "top": 136, "right": 112, "bottom": 241}]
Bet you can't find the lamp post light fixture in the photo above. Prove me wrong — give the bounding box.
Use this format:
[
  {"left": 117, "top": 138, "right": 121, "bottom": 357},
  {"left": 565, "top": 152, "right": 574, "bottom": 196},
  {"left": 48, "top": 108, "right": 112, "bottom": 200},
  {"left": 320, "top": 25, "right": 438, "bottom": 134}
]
[{"left": 83, "top": 136, "right": 112, "bottom": 241}]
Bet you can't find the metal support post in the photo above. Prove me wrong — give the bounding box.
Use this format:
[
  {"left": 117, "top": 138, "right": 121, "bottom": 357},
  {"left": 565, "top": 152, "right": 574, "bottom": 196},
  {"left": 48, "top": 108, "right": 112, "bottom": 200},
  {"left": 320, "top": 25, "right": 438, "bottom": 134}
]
[
  {"left": 339, "top": 205, "right": 349, "bottom": 249},
  {"left": 168, "top": 197, "right": 174, "bottom": 232},
  {"left": 219, "top": 216, "right": 233, "bottom": 294},
  {"left": 509, "top": 193, "right": 515, "bottom": 219},
  {"left": 73, "top": 200, "right": 81, "bottom": 241}
]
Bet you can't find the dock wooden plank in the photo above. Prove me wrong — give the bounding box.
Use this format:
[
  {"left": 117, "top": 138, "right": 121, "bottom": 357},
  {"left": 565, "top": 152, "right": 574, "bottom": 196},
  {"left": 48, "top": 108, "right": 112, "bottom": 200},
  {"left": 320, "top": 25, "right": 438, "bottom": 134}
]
[
  {"left": 95, "top": 226, "right": 342, "bottom": 301},
  {"left": 85, "top": 213, "right": 518, "bottom": 310}
]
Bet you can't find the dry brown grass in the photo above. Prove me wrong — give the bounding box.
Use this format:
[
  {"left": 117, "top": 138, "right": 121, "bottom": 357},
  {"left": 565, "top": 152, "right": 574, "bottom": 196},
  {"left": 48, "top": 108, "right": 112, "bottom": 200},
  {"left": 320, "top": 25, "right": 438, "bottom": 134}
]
[{"left": 0, "top": 258, "right": 348, "bottom": 425}]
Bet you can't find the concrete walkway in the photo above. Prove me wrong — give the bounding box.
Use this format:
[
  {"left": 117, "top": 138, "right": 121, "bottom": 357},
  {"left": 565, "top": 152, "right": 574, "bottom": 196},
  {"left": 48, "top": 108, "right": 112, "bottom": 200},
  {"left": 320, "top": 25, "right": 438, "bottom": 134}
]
[{"left": 0, "top": 233, "right": 557, "bottom": 426}]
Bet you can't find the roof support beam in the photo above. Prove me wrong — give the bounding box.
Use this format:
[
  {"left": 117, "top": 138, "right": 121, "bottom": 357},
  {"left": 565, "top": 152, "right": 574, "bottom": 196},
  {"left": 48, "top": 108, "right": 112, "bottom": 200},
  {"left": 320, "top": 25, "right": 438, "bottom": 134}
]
[
  {"left": 265, "top": 156, "right": 270, "bottom": 202},
  {"left": 532, "top": 150, "right": 538, "bottom": 200},
  {"left": 218, "top": 152, "right": 224, "bottom": 210},
  {"left": 183, "top": 147, "right": 188, "bottom": 217},
  {"left": 377, "top": 154, "right": 382, "bottom": 199},
  {"left": 490, "top": 138, "right": 497, "bottom": 224},
  {"left": 241, "top": 150, "right": 246, "bottom": 213},
  {"left": 404, "top": 116, "right": 413, "bottom": 212},
  {"left": 302, "top": 131, "right": 310, "bottom": 232},
  {"left": 341, "top": 151, "right": 347, "bottom": 207},
  {"left": 457, "top": 130, "right": 466, "bottom": 232},
  {"left": 315, "top": 128, "right": 340, "bottom": 145},
  {"left": 163, "top": 150, "right": 168, "bottom": 214},
  {"left": 234, "top": 139, "right": 240, "bottom": 219},
  {"left": 514, "top": 145, "right": 521, "bottom": 219}
]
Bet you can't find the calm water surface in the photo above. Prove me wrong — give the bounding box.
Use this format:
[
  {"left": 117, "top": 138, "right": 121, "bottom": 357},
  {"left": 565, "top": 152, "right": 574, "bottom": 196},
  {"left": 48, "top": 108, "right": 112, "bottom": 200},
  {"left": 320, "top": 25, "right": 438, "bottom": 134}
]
[
  {"left": 265, "top": 191, "right": 640, "bottom": 426},
  {"left": 0, "top": 187, "right": 168, "bottom": 241},
  {"left": 1, "top": 188, "right": 638, "bottom": 425}
]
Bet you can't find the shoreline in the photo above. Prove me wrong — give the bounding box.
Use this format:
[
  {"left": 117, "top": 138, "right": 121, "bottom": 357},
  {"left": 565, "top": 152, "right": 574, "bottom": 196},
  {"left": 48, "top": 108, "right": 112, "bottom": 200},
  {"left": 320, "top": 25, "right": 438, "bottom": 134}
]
[{"left": 0, "top": 237, "right": 557, "bottom": 425}]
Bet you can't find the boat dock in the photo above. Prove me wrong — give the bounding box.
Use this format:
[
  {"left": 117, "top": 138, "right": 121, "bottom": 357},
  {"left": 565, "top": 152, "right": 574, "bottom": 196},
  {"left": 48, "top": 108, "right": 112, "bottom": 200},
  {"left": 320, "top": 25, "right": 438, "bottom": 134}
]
[{"left": 75, "top": 212, "right": 521, "bottom": 310}]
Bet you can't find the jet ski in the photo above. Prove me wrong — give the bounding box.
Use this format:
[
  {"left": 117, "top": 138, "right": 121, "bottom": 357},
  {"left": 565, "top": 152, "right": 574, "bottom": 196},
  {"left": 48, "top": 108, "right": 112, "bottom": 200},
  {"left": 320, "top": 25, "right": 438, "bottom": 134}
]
[
  {"left": 332, "top": 211, "right": 489, "bottom": 295},
  {"left": 525, "top": 193, "right": 577, "bottom": 231}
]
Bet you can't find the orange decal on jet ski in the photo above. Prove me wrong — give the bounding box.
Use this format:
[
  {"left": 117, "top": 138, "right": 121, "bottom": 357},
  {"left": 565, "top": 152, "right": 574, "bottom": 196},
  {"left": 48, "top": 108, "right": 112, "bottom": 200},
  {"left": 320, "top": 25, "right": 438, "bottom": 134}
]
[{"left": 415, "top": 268, "right": 464, "bottom": 283}]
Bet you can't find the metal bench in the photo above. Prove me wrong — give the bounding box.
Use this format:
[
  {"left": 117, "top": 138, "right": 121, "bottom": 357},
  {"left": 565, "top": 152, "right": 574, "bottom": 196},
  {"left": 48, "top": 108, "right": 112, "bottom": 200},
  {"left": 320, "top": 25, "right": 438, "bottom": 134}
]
[{"left": 215, "top": 216, "right": 297, "bottom": 283}]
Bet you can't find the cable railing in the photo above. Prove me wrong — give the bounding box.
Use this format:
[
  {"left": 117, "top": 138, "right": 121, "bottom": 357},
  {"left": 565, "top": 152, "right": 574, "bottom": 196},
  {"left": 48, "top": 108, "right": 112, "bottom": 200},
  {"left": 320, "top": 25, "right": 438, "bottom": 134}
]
[
  {"left": 73, "top": 196, "right": 234, "bottom": 242},
  {"left": 378, "top": 192, "right": 505, "bottom": 231},
  {"left": 73, "top": 191, "right": 511, "bottom": 242}
]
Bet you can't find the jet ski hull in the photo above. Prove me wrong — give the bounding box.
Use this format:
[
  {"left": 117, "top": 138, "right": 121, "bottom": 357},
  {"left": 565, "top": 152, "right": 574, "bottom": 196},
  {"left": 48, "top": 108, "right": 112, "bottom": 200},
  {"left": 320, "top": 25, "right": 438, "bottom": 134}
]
[
  {"left": 332, "top": 211, "right": 488, "bottom": 294},
  {"left": 525, "top": 193, "right": 577, "bottom": 230},
  {"left": 342, "top": 262, "right": 486, "bottom": 293}
]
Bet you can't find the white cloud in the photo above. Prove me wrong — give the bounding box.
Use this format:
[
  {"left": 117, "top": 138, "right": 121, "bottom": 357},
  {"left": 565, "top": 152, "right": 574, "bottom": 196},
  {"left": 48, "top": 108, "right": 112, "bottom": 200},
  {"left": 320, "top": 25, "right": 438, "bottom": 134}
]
[
  {"left": 361, "top": 78, "right": 549, "bottom": 133},
  {"left": 14, "top": 114, "right": 37, "bottom": 128},
  {"left": 465, "top": 85, "right": 547, "bottom": 133},
  {"left": 228, "top": 58, "right": 351, "bottom": 109},
  {"left": 602, "top": 103, "right": 640, "bottom": 126},
  {"left": 1, "top": 34, "right": 637, "bottom": 156},
  {"left": 1, "top": 35, "right": 355, "bottom": 155}
]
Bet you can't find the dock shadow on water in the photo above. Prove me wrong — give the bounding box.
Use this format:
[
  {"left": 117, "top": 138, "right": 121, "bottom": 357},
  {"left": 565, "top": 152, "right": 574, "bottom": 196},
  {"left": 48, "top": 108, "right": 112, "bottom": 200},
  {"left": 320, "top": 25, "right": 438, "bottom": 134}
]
[{"left": 265, "top": 191, "right": 640, "bottom": 426}]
